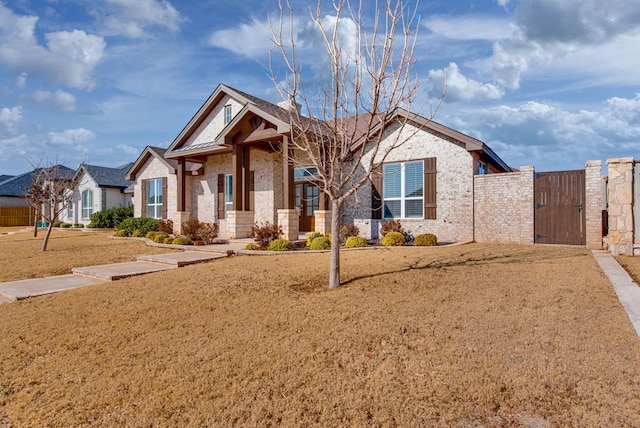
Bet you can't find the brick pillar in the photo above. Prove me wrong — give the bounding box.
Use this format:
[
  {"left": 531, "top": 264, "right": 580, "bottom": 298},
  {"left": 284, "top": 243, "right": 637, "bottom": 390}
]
[
  {"left": 314, "top": 210, "right": 332, "bottom": 235},
  {"left": 606, "top": 158, "right": 634, "bottom": 255},
  {"left": 173, "top": 211, "right": 191, "bottom": 235},
  {"left": 277, "top": 209, "right": 299, "bottom": 241},
  {"left": 519, "top": 165, "right": 535, "bottom": 245},
  {"left": 585, "top": 160, "right": 603, "bottom": 249},
  {"left": 226, "top": 210, "right": 254, "bottom": 238}
]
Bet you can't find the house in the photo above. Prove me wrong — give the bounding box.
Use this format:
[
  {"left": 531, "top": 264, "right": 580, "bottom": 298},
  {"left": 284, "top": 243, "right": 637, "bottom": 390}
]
[
  {"left": 127, "top": 84, "right": 512, "bottom": 242},
  {"left": 64, "top": 163, "right": 134, "bottom": 225},
  {"left": 0, "top": 172, "right": 33, "bottom": 207}
]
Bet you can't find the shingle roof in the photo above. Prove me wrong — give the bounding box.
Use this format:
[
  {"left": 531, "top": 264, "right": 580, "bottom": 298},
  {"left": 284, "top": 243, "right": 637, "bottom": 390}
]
[
  {"left": 0, "top": 165, "right": 74, "bottom": 197},
  {"left": 0, "top": 175, "right": 14, "bottom": 184},
  {"left": 82, "top": 163, "right": 133, "bottom": 189}
]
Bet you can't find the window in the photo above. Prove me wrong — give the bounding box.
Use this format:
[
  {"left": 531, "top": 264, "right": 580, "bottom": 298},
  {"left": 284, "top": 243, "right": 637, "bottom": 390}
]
[
  {"left": 294, "top": 167, "right": 319, "bottom": 180},
  {"left": 224, "top": 174, "right": 233, "bottom": 213},
  {"left": 67, "top": 202, "right": 74, "bottom": 220},
  {"left": 478, "top": 161, "right": 487, "bottom": 175},
  {"left": 146, "top": 178, "right": 163, "bottom": 219},
  {"left": 383, "top": 160, "right": 424, "bottom": 219},
  {"left": 81, "top": 190, "right": 93, "bottom": 219},
  {"left": 224, "top": 104, "right": 232, "bottom": 124}
]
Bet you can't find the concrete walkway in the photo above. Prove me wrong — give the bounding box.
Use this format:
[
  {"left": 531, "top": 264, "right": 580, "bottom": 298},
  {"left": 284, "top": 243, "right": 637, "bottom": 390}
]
[
  {"left": 0, "top": 251, "right": 227, "bottom": 303},
  {"left": 592, "top": 250, "right": 640, "bottom": 337}
]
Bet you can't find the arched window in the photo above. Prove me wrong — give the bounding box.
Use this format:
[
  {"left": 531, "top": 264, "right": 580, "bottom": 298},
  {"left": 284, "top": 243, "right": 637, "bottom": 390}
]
[{"left": 82, "top": 190, "right": 93, "bottom": 219}]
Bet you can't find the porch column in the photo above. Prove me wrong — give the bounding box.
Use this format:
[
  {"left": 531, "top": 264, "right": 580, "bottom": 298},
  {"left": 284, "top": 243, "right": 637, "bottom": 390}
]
[
  {"left": 282, "top": 135, "right": 295, "bottom": 209},
  {"left": 177, "top": 156, "right": 186, "bottom": 212},
  {"left": 232, "top": 144, "right": 243, "bottom": 211}
]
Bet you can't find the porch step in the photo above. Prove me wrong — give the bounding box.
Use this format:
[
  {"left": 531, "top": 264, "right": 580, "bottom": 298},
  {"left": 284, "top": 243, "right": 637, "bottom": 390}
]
[
  {"left": 136, "top": 251, "right": 226, "bottom": 267},
  {"left": 72, "top": 261, "right": 174, "bottom": 281}
]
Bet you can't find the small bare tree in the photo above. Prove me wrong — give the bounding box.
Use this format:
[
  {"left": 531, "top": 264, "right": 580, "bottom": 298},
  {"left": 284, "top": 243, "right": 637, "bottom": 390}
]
[
  {"left": 25, "top": 163, "right": 80, "bottom": 251},
  {"left": 270, "top": 0, "right": 438, "bottom": 287}
]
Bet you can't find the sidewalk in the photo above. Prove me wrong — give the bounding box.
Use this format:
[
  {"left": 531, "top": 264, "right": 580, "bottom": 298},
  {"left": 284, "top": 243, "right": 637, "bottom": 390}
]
[{"left": 0, "top": 251, "right": 228, "bottom": 303}]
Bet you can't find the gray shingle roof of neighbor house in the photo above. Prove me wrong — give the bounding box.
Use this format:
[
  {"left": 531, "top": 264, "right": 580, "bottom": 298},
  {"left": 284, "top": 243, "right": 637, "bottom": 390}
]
[
  {"left": 79, "top": 163, "right": 134, "bottom": 189},
  {"left": 0, "top": 165, "right": 75, "bottom": 197},
  {"left": 0, "top": 175, "right": 14, "bottom": 184}
]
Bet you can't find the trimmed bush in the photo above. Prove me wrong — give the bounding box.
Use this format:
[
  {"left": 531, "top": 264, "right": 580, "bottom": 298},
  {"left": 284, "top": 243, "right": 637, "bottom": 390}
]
[
  {"left": 163, "top": 237, "right": 173, "bottom": 244},
  {"left": 88, "top": 205, "right": 134, "bottom": 228},
  {"left": 181, "top": 219, "right": 218, "bottom": 245},
  {"left": 117, "top": 217, "right": 160, "bottom": 237},
  {"left": 73, "top": 224, "right": 83, "bottom": 228},
  {"left": 52, "top": 220, "right": 64, "bottom": 227},
  {"left": 114, "top": 229, "right": 128, "bottom": 237},
  {"left": 172, "top": 237, "right": 192, "bottom": 245},
  {"left": 60, "top": 223, "right": 72, "bottom": 228},
  {"left": 414, "top": 233, "right": 437, "bottom": 246},
  {"left": 345, "top": 236, "right": 368, "bottom": 248},
  {"left": 132, "top": 229, "right": 143, "bottom": 237},
  {"left": 380, "top": 219, "right": 407, "bottom": 238},
  {"left": 251, "top": 221, "right": 282, "bottom": 250},
  {"left": 245, "top": 243, "right": 260, "bottom": 250},
  {"left": 339, "top": 224, "right": 360, "bottom": 243},
  {"left": 381, "top": 231, "right": 406, "bottom": 246},
  {"left": 145, "top": 231, "right": 160, "bottom": 240},
  {"left": 159, "top": 219, "right": 174, "bottom": 234},
  {"left": 152, "top": 233, "right": 168, "bottom": 243},
  {"left": 306, "top": 232, "right": 323, "bottom": 247},
  {"left": 269, "top": 239, "right": 293, "bottom": 251},
  {"left": 310, "top": 236, "right": 331, "bottom": 251}
]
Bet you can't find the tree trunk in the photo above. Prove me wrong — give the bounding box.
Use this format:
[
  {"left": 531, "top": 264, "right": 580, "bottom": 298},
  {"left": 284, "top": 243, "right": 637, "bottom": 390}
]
[
  {"left": 33, "top": 208, "right": 38, "bottom": 238},
  {"left": 329, "top": 198, "right": 342, "bottom": 288},
  {"left": 41, "top": 223, "right": 53, "bottom": 252}
]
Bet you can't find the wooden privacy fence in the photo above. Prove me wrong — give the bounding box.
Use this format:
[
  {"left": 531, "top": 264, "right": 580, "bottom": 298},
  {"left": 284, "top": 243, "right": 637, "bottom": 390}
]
[{"left": 0, "top": 206, "right": 33, "bottom": 227}]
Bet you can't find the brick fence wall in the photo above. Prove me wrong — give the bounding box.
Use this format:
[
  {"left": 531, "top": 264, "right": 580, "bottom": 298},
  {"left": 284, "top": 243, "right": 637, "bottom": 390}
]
[{"left": 474, "top": 161, "right": 603, "bottom": 249}]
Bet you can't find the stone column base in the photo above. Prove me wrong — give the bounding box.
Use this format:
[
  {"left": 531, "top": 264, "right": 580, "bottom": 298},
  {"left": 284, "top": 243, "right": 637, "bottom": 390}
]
[
  {"left": 226, "top": 210, "right": 255, "bottom": 238},
  {"left": 278, "top": 209, "right": 299, "bottom": 241},
  {"left": 173, "top": 211, "right": 191, "bottom": 235},
  {"left": 354, "top": 218, "right": 381, "bottom": 240},
  {"left": 314, "top": 210, "right": 332, "bottom": 236}
]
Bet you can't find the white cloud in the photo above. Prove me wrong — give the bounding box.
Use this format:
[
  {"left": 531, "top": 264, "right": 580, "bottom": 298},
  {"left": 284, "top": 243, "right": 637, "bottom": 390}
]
[
  {"left": 16, "top": 72, "right": 27, "bottom": 88},
  {"left": 0, "top": 4, "right": 106, "bottom": 90},
  {"left": 30, "top": 90, "right": 77, "bottom": 112},
  {"left": 102, "top": 0, "right": 184, "bottom": 38},
  {"left": 428, "top": 62, "right": 504, "bottom": 102},
  {"left": 0, "top": 106, "right": 23, "bottom": 134},
  {"left": 208, "top": 17, "right": 273, "bottom": 58},
  {"left": 423, "top": 15, "right": 513, "bottom": 41},
  {"left": 47, "top": 128, "right": 96, "bottom": 148}
]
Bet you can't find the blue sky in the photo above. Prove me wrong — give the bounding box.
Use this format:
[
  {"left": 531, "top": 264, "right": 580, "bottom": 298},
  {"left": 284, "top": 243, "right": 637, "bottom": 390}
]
[{"left": 1, "top": 0, "right": 639, "bottom": 175}]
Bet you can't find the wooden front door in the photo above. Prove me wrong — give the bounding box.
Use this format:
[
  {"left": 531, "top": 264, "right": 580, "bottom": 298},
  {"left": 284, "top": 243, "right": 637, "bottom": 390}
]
[
  {"left": 534, "top": 170, "right": 585, "bottom": 245},
  {"left": 296, "top": 183, "right": 319, "bottom": 232}
]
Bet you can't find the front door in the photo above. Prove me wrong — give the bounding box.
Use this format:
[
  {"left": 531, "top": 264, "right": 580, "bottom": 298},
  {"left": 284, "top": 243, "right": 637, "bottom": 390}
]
[{"left": 296, "top": 183, "right": 319, "bottom": 232}]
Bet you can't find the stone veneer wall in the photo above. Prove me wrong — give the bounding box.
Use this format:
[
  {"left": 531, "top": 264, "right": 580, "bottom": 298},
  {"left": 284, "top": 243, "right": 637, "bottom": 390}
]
[
  {"left": 606, "top": 158, "right": 634, "bottom": 255},
  {"left": 132, "top": 157, "right": 176, "bottom": 220},
  {"left": 473, "top": 166, "right": 534, "bottom": 244}
]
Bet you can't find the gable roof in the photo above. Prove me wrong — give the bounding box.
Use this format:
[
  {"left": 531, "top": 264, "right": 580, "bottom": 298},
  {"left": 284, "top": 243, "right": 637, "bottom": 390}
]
[
  {"left": 0, "top": 165, "right": 74, "bottom": 198},
  {"left": 0, "top": 175, "right": 14, "bottom": 184},
  {"left": 78, "top": 163, "right": 134, "bottom": 189},
  {"left": 126, "top": 146, "right": 203, "bottom": 180},
  {"left": 164, "top": 83, "right": 293, "bottom": 159}
]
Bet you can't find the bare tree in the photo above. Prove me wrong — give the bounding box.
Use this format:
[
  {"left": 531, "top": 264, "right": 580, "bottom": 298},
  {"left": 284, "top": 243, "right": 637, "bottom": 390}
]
[
  {"left": 25, "top": 162, "right": 80, "bottom": 251},
  {"left": 270, "top": 0, "right": 438, "bottom": 288}
]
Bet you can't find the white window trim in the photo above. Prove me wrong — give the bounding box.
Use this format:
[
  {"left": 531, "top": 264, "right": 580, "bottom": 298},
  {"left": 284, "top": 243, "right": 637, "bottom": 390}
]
[
  {"left": 224, "top": 104, "right": 232, "bottom": 124},
  {"left": 81, "top": 190, "right": 93, "bottom": 219},
  {"left": 383, "top": 160, "right": 424, "bottom": 219},
  {"left": 224, "top": 174, "right": 233, "bottom": 214}
]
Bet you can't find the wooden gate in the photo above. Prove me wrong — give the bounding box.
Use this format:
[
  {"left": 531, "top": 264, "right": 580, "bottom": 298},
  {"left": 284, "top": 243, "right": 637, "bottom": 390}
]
[
  {"left": 0, "top": 206, "right": 33, "bottom": 227},
  {"left": 534, "top": 170, "right": 585, "bottom": 245}
]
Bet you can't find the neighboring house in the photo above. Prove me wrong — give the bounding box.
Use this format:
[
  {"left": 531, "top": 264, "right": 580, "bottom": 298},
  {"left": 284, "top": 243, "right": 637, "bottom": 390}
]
[
  {"left": 127, "top": 83, "right": 511, "bottom": 242},
  {"left": 0, "top": 172, "right": 33, "bottom": 207},
  {"left": 65, "top": 163, "right": 134, "bottom": 225}
]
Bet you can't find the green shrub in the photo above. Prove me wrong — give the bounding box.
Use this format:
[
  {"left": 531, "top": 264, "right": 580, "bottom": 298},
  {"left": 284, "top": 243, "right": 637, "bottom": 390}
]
[
  {"left": 52, "top": 220, "right": 64, "bottom": 227},
  {"left": 114, "top": 229, "right": 128, "bottom": 237},
  {"left": 414, "top": 233, "right": 437, "bottom": 246},
  {"left": 132, "top": 229, "right": 143, "bottom": 237},
  {"left": 60, "top": 222, "right": 72, "bottom": 228},
  {"left": 251, "top": 221, "right": 282, "bottom": 250},
  {"left": 117, "top": 217, "right": 159, "bottom": 237},
  {"left": 381, "top": 231, "right": 406, "bottom": 246},
  {"left": 152, "top": 232, "right": 168, "bottom": 243},
  {"left": 73, "top": 223, "right": 83, "bottom": 228},
  {"left": 163, "top": 237, "right": 174, "bottom": 244},
  {"left": 380, "top": 219, "right": 407, "bottom": 238},
  {"left": 306, "top": 232, "right": 323, "bottom": 247},
  {"left": 345, "top": 236, "right": 368, "bottom": 248},
  {"left": 245, "top": 243, "right": 260, "bottom": 250},
  {"left": 339, "top": 224, "right": 360, "bottom": 243},
  {"left": 269, "top": 239, "right": 293, "bottom": 251},
  {"left": 181, "top": 219, "right": 218, "bottom": 244},
  {"left": 310, "top": 236, "right": 331, "bottom": 250},
  {"left": 145, "top": 231, "right": 160, "bottom": 240},
  {"left": 88, "top": 205, "right": 133, "bottom": 228},
  {"left": 172, "top": 237, "right": 192, "bottom": 245}
]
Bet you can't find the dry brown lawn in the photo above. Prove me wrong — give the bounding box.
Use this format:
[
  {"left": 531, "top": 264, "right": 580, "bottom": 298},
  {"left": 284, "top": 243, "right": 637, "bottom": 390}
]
[
  {"left": 0, "top": 229, "right": 175, "bottom": 282},
  {"left": 616, "top": 255, "right": 640, "bottom": 284},
  {"left": 1, "top": 240, "right": 640, "bottom": 426}
]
